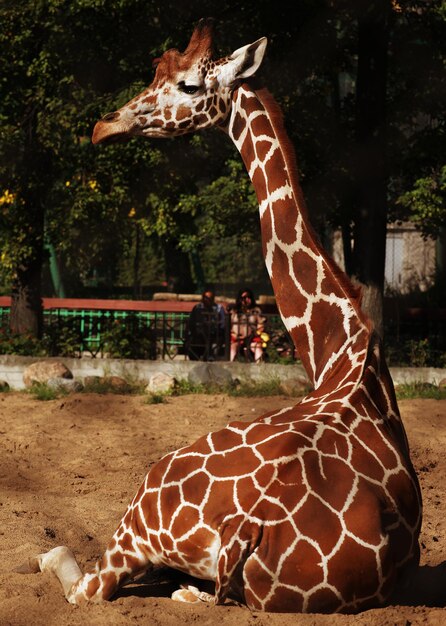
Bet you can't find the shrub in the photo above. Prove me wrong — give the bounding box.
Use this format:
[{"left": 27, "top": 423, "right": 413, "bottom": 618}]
[
  {"left": 101, "top": 316, "right": 157, "bottom": 360},
  {"left": 396, "top": 382, "right": 446, "bottom": 400},
  {"left": 385, "top": 337, "right": 445, "bottom": 368},
  {"left": 0, "top": 328, "right": 46, "bottom": 356}
]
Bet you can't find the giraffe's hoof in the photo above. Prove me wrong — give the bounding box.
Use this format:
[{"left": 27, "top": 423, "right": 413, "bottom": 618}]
[
  {"left": 14, "top": 556, "right": 41, "bottom": 574},
  {"left": 15, "top": 546, "right": 74, "bottom": 574},
  {"left": 14, "top": 551, "right": 56, "bottom": 574},
  {"left": 171, "top": 585, "right": 215, "bottom": 604}
]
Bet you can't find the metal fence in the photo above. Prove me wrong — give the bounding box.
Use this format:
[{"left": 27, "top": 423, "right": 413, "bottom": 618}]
[
  {"left": 383, "top": 306, "right": 446, "bottom": 367},
  {"left": 0, "top": 304, "right": 295, "bottom": 362},
  {"left": 0, "top": 302, "right": 444, "bottom": 365}
]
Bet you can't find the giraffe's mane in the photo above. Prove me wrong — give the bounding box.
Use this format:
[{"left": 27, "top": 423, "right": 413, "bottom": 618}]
[{"left": 252, "top": 84, "right": 371, "bottom": 331}]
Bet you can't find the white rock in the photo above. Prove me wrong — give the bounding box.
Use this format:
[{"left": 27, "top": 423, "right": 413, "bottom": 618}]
[{"left": 146, "top": 373, "right": 176, "bottom": 394}]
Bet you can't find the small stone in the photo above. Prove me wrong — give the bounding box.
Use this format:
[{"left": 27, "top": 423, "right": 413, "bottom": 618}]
[
  {"left": 106, "top": 376, "right": 130, "bottom": 390},
  {"left": 83, "top": 375, "right": 103, "bottom": 386},
  {"left": 0, "top": 380, "right": 10, "bottom": 392},
  {"left": 47, "top": 378, "right": 83, "bottom": 393}
]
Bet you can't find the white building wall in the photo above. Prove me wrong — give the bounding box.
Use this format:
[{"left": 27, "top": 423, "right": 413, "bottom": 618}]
[
  {"left": 329, "top": 222, "right": 436, "bottom": 295},
  {"left": 385, "top": 222, "right": 436, "bottom": 294}
]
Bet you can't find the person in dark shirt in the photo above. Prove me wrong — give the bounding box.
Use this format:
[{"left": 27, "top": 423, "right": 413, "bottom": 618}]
[{"left": 186, "top": 290, "right": 225, "bottom": 361}]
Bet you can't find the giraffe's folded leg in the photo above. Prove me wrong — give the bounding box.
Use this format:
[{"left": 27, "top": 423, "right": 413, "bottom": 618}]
[
  {"left": 16, "top": 546, "right": 85, "bottom": 602},
  {"left": 15, "top": 546, "right": 82, "bottom": 586},
  {"left": 33, "top": 546, "right": 84, "bottom": 600},
  {"left": 171, "top": 584, "right": 215, "bottom": 604},
  {"left": 21, "top": 534, "right": 152, "bottom": 604}
]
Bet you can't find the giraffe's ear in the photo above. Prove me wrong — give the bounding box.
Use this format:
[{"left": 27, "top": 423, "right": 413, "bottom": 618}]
[{"left": 220, "top": 37, "right": 267, "bottom": 86}]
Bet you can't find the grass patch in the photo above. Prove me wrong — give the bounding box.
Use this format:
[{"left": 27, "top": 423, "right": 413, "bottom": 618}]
[
  {"left": 170, "top": 378, "right": 291, "bottom": 398},
  {"left": 172, "top": 380, "right": 209, "bottom": 395},
  {"left": 145, "top": 393, "right": 166, "bottom": 404},
  {"left": 143, "top": 377, "right": 297, "bottom": 403},
  {"left": 143, "top": 380, "right": 208, "bottom": 403},
  {"left": 144, "top": 380, "right": 217, "bottom": 403},
  {"left": 396, "top": 382, "right": 446, "bottom": 400},
  {"left": 227, "top": 378, "right": 286, "bottom": 397},
  {"left": 28, "top": 382, "right": 68, "bottom": 401},
  {"left": 143, "top": 378, "right": 446, "bottom": 403}
]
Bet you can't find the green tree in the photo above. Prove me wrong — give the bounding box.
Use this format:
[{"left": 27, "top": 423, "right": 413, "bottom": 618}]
[
  {"left": 0, "top": 0, "right": 261, "bottom": 329},
  {"left": 0, "top": 0, "right": 192, "bottom": 332},
  {"left": 397, "top": 166, "right": 446, "bottom": 239}
]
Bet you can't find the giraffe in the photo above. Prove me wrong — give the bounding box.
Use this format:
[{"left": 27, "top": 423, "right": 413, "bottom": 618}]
[{"left": 24, "top": 18, "right": 422, "bottom": 613}]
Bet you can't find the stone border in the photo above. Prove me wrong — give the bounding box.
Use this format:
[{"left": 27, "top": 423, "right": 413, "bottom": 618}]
[{"left": 0, "top": 354, "right": 444, "bottom": 391}]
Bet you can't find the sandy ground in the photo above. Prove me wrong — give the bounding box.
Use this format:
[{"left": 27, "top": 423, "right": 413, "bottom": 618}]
[{"left": 0, "top": 390, "right": 445, "bottom": 626}]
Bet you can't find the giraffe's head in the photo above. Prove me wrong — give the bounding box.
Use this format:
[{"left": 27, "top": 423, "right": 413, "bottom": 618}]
[{"left": 92, "top": 18, "right": 267, "bottom": 144}]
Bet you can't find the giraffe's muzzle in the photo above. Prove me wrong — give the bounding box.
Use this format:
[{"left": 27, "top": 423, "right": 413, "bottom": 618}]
[{"left": 91, "top": 116, "right": 132, "bottom": 145}]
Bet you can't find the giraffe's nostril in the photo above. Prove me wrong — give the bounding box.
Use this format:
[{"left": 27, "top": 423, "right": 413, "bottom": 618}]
[{"left": 102, "top": 112, "right": 120, "bottom": 122}]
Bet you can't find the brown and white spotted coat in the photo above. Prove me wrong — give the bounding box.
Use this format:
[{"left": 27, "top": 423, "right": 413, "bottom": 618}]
[{"left": 28, "top": 18, "right": 421, "bottom": 613}]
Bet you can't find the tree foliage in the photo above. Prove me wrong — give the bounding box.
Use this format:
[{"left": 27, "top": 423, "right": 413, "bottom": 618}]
[
  {"left": 0, "top": 0, "right": 445, "bottom": 335},
  {"left": 397, "top": 166, "right": 446, "bottom": 238}
]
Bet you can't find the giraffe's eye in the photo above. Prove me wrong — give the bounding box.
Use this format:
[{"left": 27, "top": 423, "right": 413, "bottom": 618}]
[{"left": 178, "top": 82, "right": 200, "bottom": 95}]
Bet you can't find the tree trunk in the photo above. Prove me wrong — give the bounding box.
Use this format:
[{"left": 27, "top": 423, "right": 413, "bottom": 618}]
[
  {"left": 352, "top": 0, "right": 390, "bottom": 338},
  {"left": 9, "top": 189, "right": 45, "bottom": 338},
  {"left": 190, "top": 250, "right": 205, "bottom": 294},
  {"left": 163, "top": 240, "right": 195, "bottom": 294},
  {"left": 10, "top": 256, "right": 44, "bottom": 337},
  {"left": 132, "top": 223, "right": 141, "bottom": 299}
]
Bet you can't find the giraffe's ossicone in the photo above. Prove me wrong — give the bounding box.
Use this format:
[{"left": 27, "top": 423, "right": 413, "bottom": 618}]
[{"left": 25, "top": 18, "right": 421, "bottom": 613}]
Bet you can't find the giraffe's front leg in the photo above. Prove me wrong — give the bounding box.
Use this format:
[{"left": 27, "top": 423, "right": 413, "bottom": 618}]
[
  {"left": 170, "top": 517, "right": 262, "bottom": 608},
  {"left": 20, "top": 537, "right": 150, "bottom": 604},
  {"left": 18, "top": 546, "right": 84, "bottom": 603}
]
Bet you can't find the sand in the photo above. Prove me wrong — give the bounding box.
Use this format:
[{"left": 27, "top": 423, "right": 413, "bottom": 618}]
[{"left": 0, "top": 391, "right": 445, "bottom": 626}]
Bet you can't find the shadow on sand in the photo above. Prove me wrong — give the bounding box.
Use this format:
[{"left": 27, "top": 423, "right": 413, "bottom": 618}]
[
  {"left": 117, "top": 562, "right": 446, "bottom": 609},
  {"left": 388, "top": 561, "right": 446, "bottom": 608}
]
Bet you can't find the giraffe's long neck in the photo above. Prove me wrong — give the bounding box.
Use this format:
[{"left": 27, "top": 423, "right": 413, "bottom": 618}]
[{"left": 226, "top": 83, "right": 371, "bottom": 390}]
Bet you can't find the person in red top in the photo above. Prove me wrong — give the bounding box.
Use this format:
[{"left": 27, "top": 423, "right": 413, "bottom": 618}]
[{"left": 227, "top": 288, "right": 266, "bottom": 362}]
